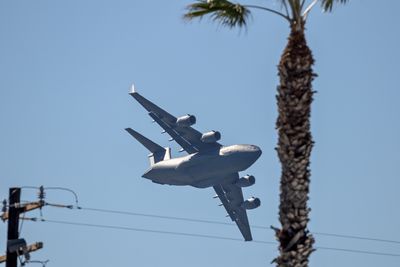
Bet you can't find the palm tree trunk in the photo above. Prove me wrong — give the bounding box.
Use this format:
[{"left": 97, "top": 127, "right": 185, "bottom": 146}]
[{"left": 274, "top": 23, "right": 315, "bottom": 267}]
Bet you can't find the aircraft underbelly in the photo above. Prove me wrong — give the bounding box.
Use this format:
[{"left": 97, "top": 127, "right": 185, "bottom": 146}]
[
  {"left": 144, "top": 151, "right": 253, "bottom": 187},
  {"left": 177, "top": 154, "right": 238, "bottom": 187},
  {"left": 153, "top": 162, "right": 222, "bottom": 186},
  {"left": 147, "top": 166, "right": 189, "bottom": 186}
]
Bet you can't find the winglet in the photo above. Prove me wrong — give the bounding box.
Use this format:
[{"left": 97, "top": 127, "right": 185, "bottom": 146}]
[{"left": 130, "top": 83, "right": 136, "bottom": 94}]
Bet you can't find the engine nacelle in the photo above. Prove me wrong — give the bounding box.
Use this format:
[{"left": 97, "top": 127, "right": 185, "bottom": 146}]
[
  {"left": 176, "top": 114, "right": 196, "bottom": 127},
  {"left": 201, "top": 130, "right": 221, "bottom": 143},
  {"left": 235, "top": 175, "right": 255, "bottom": 188},
  {"left": 241, "top": 197, "right": 261, "bottom": 210}
]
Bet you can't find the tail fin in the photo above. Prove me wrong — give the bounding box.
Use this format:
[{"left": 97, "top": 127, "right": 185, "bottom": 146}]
[{"left": 125, "top": 128, "right": 171, "bottom": 165}]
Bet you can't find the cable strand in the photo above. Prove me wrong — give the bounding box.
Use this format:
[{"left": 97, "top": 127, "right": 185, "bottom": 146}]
[
  {"left": 78, "top": 206, "right": 400, "bottom": 245},
  {"left": 37, "top": 218, "right": 400, "bottom": 258}
]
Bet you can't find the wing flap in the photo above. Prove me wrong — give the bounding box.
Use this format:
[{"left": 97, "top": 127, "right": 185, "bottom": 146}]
[
  {"left": 129, "top": 91, "right": 221, "bottom": 154},
  {"left": 130, "top": 92, "right": 176, "bottom": 123},
  {"left": 148, "top": 112, "right": 199, "bottom": 154},
  {"left": 213, "top": 174, "right": 253, "bottom": 241},
  {"left": 213, "top": 185, "right": 236, "bottom": 221}
]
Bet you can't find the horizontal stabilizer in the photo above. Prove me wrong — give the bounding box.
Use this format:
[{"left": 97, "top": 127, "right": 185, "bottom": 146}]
[{"left": 125, "top": 128, "right": 164, "bottom": 153}]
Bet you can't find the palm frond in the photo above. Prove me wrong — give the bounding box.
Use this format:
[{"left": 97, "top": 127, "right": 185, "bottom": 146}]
[
  {"left": 184, "top": 0, "right": 250, "bottom": 28},
  {"left": 321, "top": 0, "right": 349, "bottom": 12}
]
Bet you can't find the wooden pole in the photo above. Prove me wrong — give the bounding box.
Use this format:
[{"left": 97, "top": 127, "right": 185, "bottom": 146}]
[{"left": 6, "top": 187, "right": 21, "bottom": 267}]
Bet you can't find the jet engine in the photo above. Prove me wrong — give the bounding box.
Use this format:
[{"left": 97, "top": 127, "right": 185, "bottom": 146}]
[
  {"left": 176, "top": 114, "right": 196, "bottom": 127},
  {"left": 241, "top": 197, "right": 261, "bottom": 210},
  {"left": 235, "top": 175, "right": 255, "bottom": 187},
  {"left": 201, "top": 131, "right": 221, "bottom": 143}
]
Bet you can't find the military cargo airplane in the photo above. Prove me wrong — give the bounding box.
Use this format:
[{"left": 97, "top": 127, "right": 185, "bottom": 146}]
[{"left": 126, "top": 85, "right": 262, "bottom": 241}]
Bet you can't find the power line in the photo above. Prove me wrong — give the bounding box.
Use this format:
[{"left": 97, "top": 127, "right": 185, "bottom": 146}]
[
  {"left": 37, "top": 218, "right": 400, "bottom": 258},
  {"left": 80, "top": 206, "right": 234, "bottom": 226},
  {"left": 317, "top": 246, "right": 400, "bottom": 258},
  {"left": 312, "top": 232, "right": 400, "bottom": 245},
  {"left": 77, "top": 206, "right": 400, "bottom": 245},
  {"left": 15, "top": 186, "right": 400, "bottom": 246},
  {"left": 9, "top": 188, "right": 400, "bottom": 261},
  {"left": 19, "top": 186, "right": 79, "bottom": 206},
  {"left": 40, "top": 218, "right": 273, "bottom": 244}
]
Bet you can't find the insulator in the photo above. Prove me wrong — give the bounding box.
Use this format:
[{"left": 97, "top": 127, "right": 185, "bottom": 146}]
[
  {"left": 38, "top": 186, "right": 46, "bottom": 203},
  {"left": 2, "top": 199, "right": 7, "bottom": 213}
]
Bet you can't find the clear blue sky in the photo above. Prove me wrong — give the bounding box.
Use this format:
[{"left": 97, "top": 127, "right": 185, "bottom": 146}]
[{"left": 1, "top": 1, "right": 399, "bottom": 266}]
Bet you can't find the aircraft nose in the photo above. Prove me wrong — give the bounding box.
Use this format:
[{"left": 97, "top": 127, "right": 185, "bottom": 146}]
[
  {"left": 142, "top": 168, "right": 155, "bottom": 179},
  {"left": 250, "top": 145, "right": 262, "bottom": 159},
  {"left": 241, "top": 145, "right": 262, "bottom": 161}
]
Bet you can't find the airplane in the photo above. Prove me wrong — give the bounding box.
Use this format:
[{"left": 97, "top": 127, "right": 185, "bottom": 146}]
[{"left": 125, "top": 85, "right": 262, "bottom": 241}]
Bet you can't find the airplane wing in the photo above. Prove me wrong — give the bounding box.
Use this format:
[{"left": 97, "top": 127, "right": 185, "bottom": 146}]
[
  {"left": 130, "top": 89, "right": 221, "bottom": 154},
  {"left": 213, "top": 173, "right": 253, "bottom": 241}
]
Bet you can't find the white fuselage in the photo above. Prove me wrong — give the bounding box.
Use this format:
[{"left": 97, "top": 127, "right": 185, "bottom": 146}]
[{"left": 142, "top": 144, "right": 262, "bottom": 188}]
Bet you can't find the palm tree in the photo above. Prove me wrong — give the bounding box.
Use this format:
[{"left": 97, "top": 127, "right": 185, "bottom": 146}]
[{"left": 184, "top": 0, "right": 347, "bottom": 266}]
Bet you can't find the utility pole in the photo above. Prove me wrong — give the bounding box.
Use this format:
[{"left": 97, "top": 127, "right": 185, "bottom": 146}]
[
  {"left": 1, "top": 187, "right": 44, "bottom": 266},
  {"left": 6, "top": 187, "right": 21, "bottom": 267}
]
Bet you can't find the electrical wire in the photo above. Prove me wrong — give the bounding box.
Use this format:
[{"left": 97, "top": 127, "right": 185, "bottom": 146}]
[
  {"left": 311, "top": 232, "right": 400, "bottom": 245},
  {"left": 5, "top": 197, "right": 400, "bottom": 259},
  {"left": 80, "top": 206, "right": 234, "bottom": 226},
  {"left": 40, "top": 218, "right": 270, "bottom": 244},
  {"left": 9, "top": 199, "right": 400, "bottom": 247},
  {"left": 77, "top": 206, "right": 400, "bottom": 245},
  {"left": 316, "top": 246, "right": 400, "bottom": 257},
  {"left": 19, "top": 186, "right": 79, "bottom": 207},
  {"left": 38, "top": 218, "right": 400, "bottom": 258},
  {"left": 44, "top": 187, "right": 79, "bottom": 207},
  {"left": 19, "top": 211, "right": 26, "bottom": 234},
  {"left": 14, "top": 187, "right": 400, "bottom": 246},
  {"left": 23, "top": 260, "right": 49, "bottom": 267},
  {"left": 9, "top": 188, "right": 400, "bottom": 258}
]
